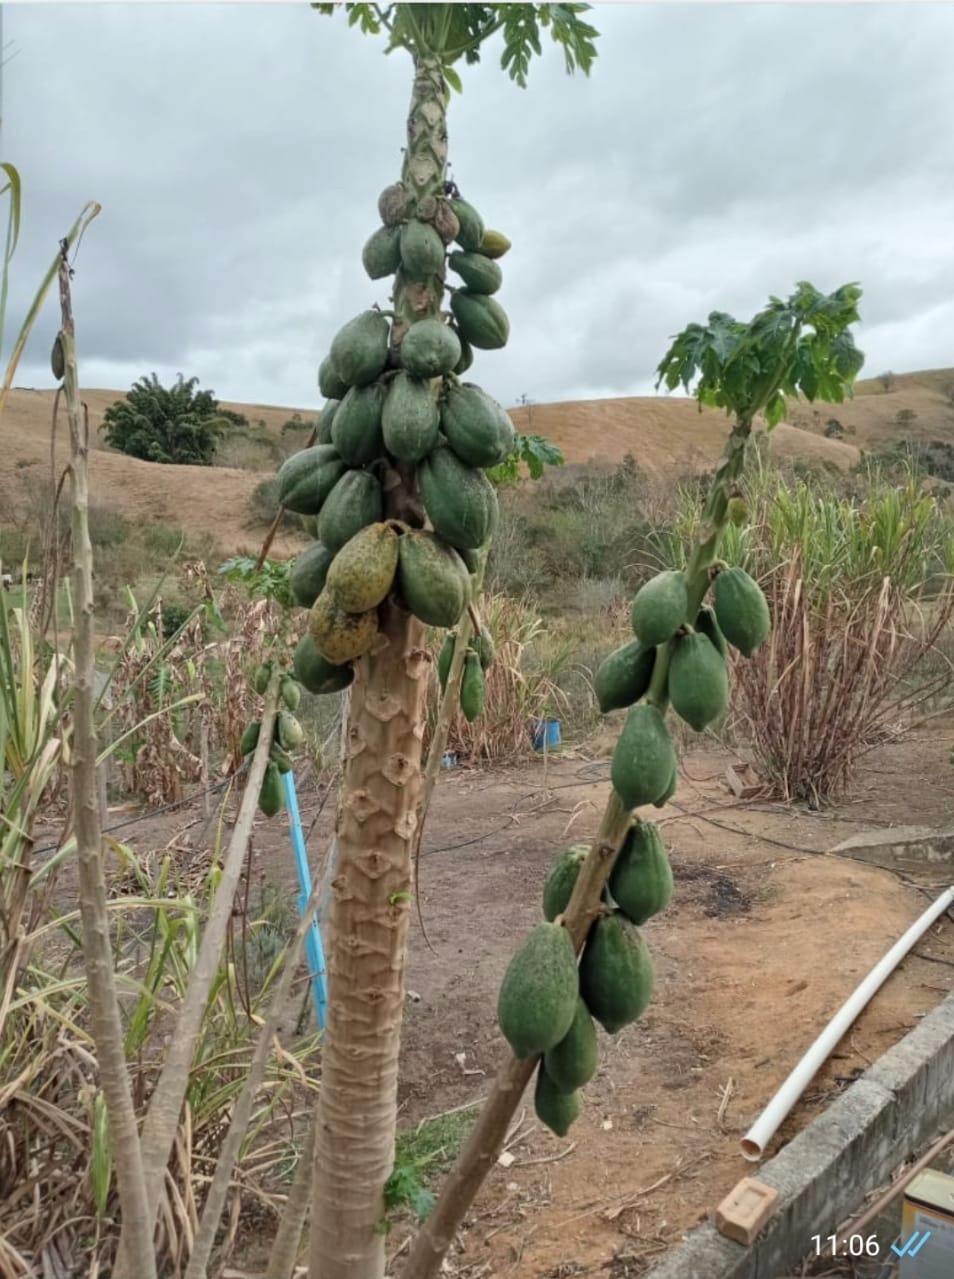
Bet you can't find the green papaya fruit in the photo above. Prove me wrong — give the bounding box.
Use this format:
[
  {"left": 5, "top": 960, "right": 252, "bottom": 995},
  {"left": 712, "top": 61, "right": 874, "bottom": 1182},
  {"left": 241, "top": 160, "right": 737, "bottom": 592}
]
[
  {"left": 496, "top": 921, "right": 579, "bottom": 1059},
  {"left": 470, "top": 626, "right": 496, "bottom": 671},
  {"left": 381, "top": 371, "right": 440, "bottom": 463},
  {"left": 713, "top": 567, "right": 771, "bottom": 658},
  {"left": 668, "top": 631, "right": 728, "bottom": 732},
  {"left": 289, "top": 542, "right": 336, "bottom": 609},
  {"left": 453, "top": 331, "right": 474, "bottom": 375},
  {"left": 292, "top": 632, "right": 355, "bottom": 695},
  {"left": 277, "top": 711, "right": 304, "bottom": 751},
  {"left": 653, "top": 763, "right": 678, "bottom": 809},
  {"left": 534, "top": 1063, "right": 581, "bottom": 1138},
  {"left": 258, "top": 762, "right": 284, "bottom": 818},
  {"left": 276, "top": 445, "right": 347, "bottom": 516},
  {"left": 449, "top": 290, "right": 509, "bottom": 350},
  {"left": 579, "top": 912, "right": 654, "bottom": 1035},
  {"left": 594, "top": 639, "right": 656, "bottom": 715},
  {"left": 459, "top": 652, "right": 486, "bottom": 722},
  {"left": 269, "top": 744, "right": 294, "bottom": 775},
  {"left": 280, "top": 677, "right": 301, "bottom": 712},
  {"left": 329, "top": 310, "right": 390, "bottom": 388},
  {"left": 608, "top": 820, "right": 674, "bottom": 926},
  {"left": 630, "top": 570, "right": 689, "bottom": 648},
  {"left": 695, "top": 604, "right": 728, "bottom": 658},
  {"left": 542, "top": 844, "right": 589, "bottom": 922},
  {"left": 331, "top": 382, "right": 387, "bottom": 466},
  {"left": 252, "top": 663, "right": 272, "bottom": 695},
  {"left": 418, "top": 445, "right": 498, "bottom": 551},
  {"left": 399, "top": 219, "right": 446, "bottom": 279},
  {"left": 437, "top": 633, "right": 456, "bottom": 691},
  {"left": 400, "top": 318, "right": 461, "bottom": 379},
  {"left": 240, "top": 721, "right": 261, "bottom": 756},
  {"left": 397, "top": 530, "right": 470, "bottom": 629},
  {"left": 317, "top": 399, "right": 340, "bottom": 445},
  {"left": 610, "top": 703, "right": 677, "bottom": 810},
  {"left": 448, "top": 250, "right": 502, "bottom": 295},
  {"left": 318, "top": 354, "right": 349, "bottom": 401},
  {"left": 317, "top": 470, "right": 384, "bottom": 554},
  {"left": 440, "top": 381, "right": 515, "bottom": 469},
  {"left": 362, "top": 225, "right": 401, "bottom": 280},
  {"left": 448, "top": 197, "right": 485, "bottom": 252},
  {"left": 544, "top": 997, "right": 599, "bottom": 1093}
]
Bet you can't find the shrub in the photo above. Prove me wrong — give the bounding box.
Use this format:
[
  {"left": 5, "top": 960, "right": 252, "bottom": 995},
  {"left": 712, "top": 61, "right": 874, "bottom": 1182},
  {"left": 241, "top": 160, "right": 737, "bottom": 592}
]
[
  {"left": 217, "top": 407, "right": 250, "bottom": 427},
  {"left": 87, "top": 505, "right": 131, "bottom": 548},
  {"left": 248, "top": 476, "right": 303, "bottom": 529},
  {"left": 700, "top": 463, "right": 954, "bottom": 802},
  {"left": 280, "top": 412, "right": 316, "bottom": 434}
]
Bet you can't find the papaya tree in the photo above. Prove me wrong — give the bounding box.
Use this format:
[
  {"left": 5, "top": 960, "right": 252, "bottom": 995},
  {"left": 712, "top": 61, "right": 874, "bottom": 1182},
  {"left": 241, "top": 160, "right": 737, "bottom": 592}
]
[
  {"left": 255, "top": 7, "right": 600, "bottom": 1277},
  {"left": 402, "top": 281, "right": 864, "bottom": 1277}
]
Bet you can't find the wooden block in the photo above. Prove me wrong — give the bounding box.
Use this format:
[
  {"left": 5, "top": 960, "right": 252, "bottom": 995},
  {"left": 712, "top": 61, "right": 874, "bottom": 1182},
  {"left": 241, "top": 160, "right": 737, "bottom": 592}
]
[
  {"left": 714, "top": 1177, "right": 779, "bottom": 1245},
  {"left": 725, "top": 762, "right": 763, "bottom": 799}
]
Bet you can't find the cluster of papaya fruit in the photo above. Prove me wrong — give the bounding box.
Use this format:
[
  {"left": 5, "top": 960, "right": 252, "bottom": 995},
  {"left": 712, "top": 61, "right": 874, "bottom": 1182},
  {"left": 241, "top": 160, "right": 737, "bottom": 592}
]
[
  {"left": 240, "top": 663, "right": 306, "bottom": 816},
  {"left": 602, "top": 563, "right": 770, "bottom": 808},
  {"left": 275, "top": 180, "right": 513, "bottom": 691},
  {"left": 495, "top": 560, "right": 770, "bottom": 1136},
  {"left": 436, "top": 625, "right": 496, "bottom": 722},
  {"left": 497, "top": 819, "right": 672, "bottom": 1135}
]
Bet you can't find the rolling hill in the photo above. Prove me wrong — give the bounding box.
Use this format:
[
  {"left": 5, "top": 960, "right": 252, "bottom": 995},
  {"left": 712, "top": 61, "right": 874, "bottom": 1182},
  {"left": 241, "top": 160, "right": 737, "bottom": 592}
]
[{"left": 2, "top": 369, "right": 951, "bottom": 559}]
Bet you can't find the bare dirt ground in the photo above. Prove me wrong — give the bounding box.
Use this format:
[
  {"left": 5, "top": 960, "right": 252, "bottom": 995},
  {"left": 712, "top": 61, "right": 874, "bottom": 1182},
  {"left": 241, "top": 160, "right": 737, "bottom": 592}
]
[{"left": 105, "top": 715, "right": 954, "bottom": 1278}]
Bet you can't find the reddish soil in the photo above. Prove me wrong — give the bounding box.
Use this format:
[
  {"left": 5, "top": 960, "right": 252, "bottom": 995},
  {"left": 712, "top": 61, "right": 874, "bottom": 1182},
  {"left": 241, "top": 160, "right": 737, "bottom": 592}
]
[
  {"left": 230, "top": 719, "right": 954, "bottom": 1277},
  {"left": 74, "top": 719, "right": 954, "bottom": 1277}
]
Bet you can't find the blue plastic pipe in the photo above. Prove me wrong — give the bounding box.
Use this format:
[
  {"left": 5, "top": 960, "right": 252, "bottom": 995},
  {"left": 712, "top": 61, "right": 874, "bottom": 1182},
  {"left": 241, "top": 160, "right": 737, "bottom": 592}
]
[{"left": 281, "top": 771, "right": 328, "bottom": 1030}]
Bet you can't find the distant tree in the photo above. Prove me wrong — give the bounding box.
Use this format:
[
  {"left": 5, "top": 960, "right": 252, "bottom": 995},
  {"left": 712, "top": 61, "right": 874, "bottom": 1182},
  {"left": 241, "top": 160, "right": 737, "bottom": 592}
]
[
  {"left": 879, "top": 370, "right": 896, "bottom": 392},
  {"left": 517, "top": 390, "right": 535, "bottom": 431},
  {"left": 100, "top": 373, "right": 228, "bottom": 465},
  {"left": 823, "top": 417, "right": 845, "bottom": 439},
  {"left": 895, "top": 408, "right": 918, "bottom": 430}
]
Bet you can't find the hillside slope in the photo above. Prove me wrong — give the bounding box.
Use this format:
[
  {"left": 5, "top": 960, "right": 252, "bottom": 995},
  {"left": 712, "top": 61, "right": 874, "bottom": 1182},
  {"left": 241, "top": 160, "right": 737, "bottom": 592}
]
[
  {"left": 787, "top": 367, "right": 954, "bottom": 448},
  {"left": 2, "top": 372, "right": 950, "bottom": 555}
]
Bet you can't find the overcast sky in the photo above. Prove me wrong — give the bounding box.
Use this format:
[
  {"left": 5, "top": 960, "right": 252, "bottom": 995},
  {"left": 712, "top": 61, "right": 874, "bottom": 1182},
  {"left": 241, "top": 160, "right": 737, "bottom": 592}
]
[{"left": 3, "top": 3, "right": 953, "bottom": 413}]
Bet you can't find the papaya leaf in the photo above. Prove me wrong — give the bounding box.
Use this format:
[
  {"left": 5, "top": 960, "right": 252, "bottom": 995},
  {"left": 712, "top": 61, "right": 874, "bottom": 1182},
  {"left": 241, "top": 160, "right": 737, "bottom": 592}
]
[
  {"left": 656, "top": 281, "right": 864, "bottom": 430},
  {"left": 218, "top": 556, "right": 295, "bottom": 610},
  {"left": 312, "top": 2, "right": 599, "bottom": 87},
  {"left": 486, "top": 432, "right": 564, "bottom": 485}
]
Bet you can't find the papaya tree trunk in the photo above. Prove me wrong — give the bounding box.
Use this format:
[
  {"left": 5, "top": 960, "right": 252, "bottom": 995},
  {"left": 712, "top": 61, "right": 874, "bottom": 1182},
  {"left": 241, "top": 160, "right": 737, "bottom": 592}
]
[{"left": 308, "top": 53, "right": 449, "bottom": 1279}]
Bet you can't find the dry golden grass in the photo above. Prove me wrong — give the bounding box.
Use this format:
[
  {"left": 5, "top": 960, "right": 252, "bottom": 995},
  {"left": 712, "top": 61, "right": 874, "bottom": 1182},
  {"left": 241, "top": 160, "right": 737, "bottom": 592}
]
[
  {"left": 2, "top": 369, "right": 950, "bottom": 557},
  {"left": 0, "top": 389, "right": 306, "bottom": 558}
]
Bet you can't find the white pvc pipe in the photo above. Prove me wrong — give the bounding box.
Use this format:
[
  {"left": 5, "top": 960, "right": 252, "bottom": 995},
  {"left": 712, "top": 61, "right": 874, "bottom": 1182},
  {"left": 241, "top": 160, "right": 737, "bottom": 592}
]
[{"left": 741, "top": 881, "right": 954, "bottom": 1161}]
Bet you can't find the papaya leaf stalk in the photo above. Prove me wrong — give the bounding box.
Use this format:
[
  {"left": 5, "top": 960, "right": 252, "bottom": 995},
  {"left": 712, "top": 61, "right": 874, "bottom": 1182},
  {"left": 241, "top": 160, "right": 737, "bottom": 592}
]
[{"left": 403, "top": 283, "right": 863, "bottom": 1278}]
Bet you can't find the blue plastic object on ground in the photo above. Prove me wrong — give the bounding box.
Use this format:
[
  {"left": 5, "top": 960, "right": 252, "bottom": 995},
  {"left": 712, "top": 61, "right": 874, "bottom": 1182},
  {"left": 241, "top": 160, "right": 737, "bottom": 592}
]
[
  {"left": 530, "top": 717, "right": 562, "bottom": 751},
  {"left": 281, "top": 770, "right": 328, "bottom": 1030}
]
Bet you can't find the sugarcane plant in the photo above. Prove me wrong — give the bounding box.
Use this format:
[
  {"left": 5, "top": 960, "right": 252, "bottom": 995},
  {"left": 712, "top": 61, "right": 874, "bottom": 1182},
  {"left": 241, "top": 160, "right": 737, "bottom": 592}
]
[
  {"left": 237, "top": 7, "right": 601, "bottom": 1278},
  {"left": 402, "top": 281, "right": 864, "bottom": 1278}
]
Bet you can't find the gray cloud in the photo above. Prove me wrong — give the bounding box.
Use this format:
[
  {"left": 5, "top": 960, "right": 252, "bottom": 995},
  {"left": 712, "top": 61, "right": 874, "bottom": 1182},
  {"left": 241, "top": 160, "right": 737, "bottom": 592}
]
[{"left": 4, "top": 3, "right": 953, "bottom": 412}]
